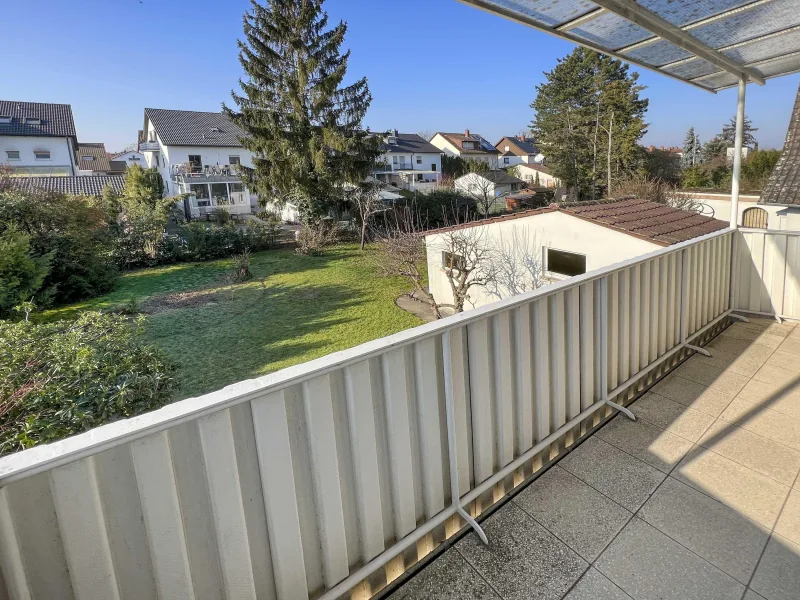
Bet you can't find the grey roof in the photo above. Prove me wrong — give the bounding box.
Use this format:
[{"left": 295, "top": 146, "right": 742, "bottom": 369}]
[
  {"left": 460, "top": 0, "right": 800, "bottom": 92},
  {"left": 9, "top": 175, "right": 125, "bottom": 197},
  {"left": 0, "top": 100, "right": 76, "bottom": 138},
  {"left": 436, "top": 132, "right": 501, "bottom": 155},
  {"left": 381, "top": 133, "right": 442, "bottom": 154},
  {"left": 77, "top": 143, "right": 111, "bottom": 172},
  {"left": 144, "top": 108, "right": 246, "bottom": 147},
  {"left": 761, "top": 83, "right": 800, "bottom": 206},
  {"left": 498, "top": 136, "right": 540, "bottom": 156}
]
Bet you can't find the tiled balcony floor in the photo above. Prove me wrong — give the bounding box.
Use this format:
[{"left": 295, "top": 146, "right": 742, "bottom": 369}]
[{"left": 391, "top": 317, "right": 800, "bottom": 600}]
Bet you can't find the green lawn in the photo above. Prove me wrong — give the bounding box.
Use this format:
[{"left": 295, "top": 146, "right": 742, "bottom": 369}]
[{"left": 47, "top": 245, "right": 424, "bottom": 400}]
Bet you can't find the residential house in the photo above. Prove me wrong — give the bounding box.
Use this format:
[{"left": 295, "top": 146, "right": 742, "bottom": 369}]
[
  {"left": 513, "top": 163, "right": 560, "bottom": 188},
  {"left": 425, "top": 197, "right": 727, "bottom": 309},
  {"left": 140, "top": 108, "right": 255, "bottom": 218},
  {"left": 430, "top": 130, "right": 500, "bottom": 166},
  {"left": 372, "top": 131, "right": 442, "bottom": 193},
  {"left": 109, "top": 149, "right": 146, "bottom": 172},
  {"left": 0, "top": 100, "right": 78, "bottom": 176},
  {"left": 494, "top": 135, "right": 544, "bottom": 167},
  {"left": 76, "top": 143, "right": 112, "bottom": 175},
  {"left": 9, "top": 174, "right": 125, "bottom": 196},
  {"left": 454, "top": 170, "right": 525, "bottom": 199}
]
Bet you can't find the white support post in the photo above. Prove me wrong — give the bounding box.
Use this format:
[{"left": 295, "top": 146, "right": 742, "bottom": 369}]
[
  {"left": 680, "top": 248, "right": 712, "bottom": 357},
  {"left": 730, "top": 77, "right": 747, "bottom": 229},
  {"left": 600, "top": 277, "right": 635, "bottom": 420},
  {"left": 442, "top": 331, "right": 488, "bottom": 546}
]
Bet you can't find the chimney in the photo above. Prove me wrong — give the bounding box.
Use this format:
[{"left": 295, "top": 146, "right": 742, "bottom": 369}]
[
  {"left": 393, "top": 128, "right": 398, "bottom": 137},
  {"left": 521, "top": 134, "right": 526, "bottom": 141},
  {"left": 465, "top": 129, "right": 470, "bottom": 138}
]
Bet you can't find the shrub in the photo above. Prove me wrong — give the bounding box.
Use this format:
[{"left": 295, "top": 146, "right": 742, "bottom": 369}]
[
  {"left": 0, "top": 226, "right": 51, "bottom": 318},
  {"left": 296, "top": 220, "right": 340, "bottom": 255},
  {"left": 0, "top": 312, "right": 178, "bottom": 456},
  {"left": 231, "top": 249, "right": 253, "bottom": 282},
  {"left": 404, "top": 189, "right": 477, "bottom": 229},
  {"left": 0, "top": 190, "right": 117, "bottom": 306}
]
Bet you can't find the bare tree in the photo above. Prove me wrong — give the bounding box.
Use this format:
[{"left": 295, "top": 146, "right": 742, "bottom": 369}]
[
  {"left": 484, "top": 227, "right": 544, "bottom": 300},
  {"left": 347, "top": 179, "right": 385, "bottom": 250},
  {"left": 433, "top": 227, "right": 497, "bottom": 313},
  {"left": 614, "top": 174, "right": 702, "bottom": 213},
  {"left": 417, "top": 130, "right": 435, "bottom": 142}
]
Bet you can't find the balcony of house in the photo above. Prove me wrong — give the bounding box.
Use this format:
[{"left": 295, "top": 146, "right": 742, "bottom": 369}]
[
  {"left": 170, "top": 162, "right": 243, "bottom": 183},
  {"left": 181, "top": 180, "right": 252, "bottom": 217},
  {"left": 139, "top": 141, "right": 159, "bottom": 152},
  {"left": 1, "top": 228, "right": 799, "bottom": 600}
]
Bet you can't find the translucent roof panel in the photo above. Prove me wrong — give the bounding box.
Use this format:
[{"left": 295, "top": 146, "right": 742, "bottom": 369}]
[{"left": 458, "top": 0, "right": 800, "bottom": 91}]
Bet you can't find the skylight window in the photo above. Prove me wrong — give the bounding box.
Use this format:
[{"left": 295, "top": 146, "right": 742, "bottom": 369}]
[
  {"left": 0, "top": 116, "right": 11, "bottom": 124},
  {"left": 24, "top": 117, "right": 41, "bottom": 125},
  {"left": 82, "top": 156, "right": 94, "bottom": 162}
]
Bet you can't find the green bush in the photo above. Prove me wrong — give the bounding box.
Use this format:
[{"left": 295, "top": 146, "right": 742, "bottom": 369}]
[
  {"left": 0, "top": 312, "right": 178, "bottom": 456},
  {"left": 0, "top": 226, "right": 51, "bottom": 318},
  {"left": 0, "top": 190, "right": 117, "bottom": 306},
  {"left": 406, "top": 189, "right": 477, "bottom": 229}
]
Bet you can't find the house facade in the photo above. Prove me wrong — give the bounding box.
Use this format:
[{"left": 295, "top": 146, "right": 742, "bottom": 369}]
[
  {"left": 0, "top": 100, "right": 78, "bottom": 176},
  {"left": 430, "top": 130, "right": 500, "bottom": 166},
  {"left": 495, "top": 135, "right": 545, "bottom": 167},
  {"left": 425, "top": 197, "right": 727, "bottom": 310},
  {"left": 454, "top": 170, "right": 525, "bottom": 199},
  {"left": 513, "top": 163, "right": 560, "bottom": 188},
  {"left": 110, "top": 149, "right": 146, "bottom": 172},
  {"left": 140, "top": 108, "right": 256, "bottom": 218},
  {"left": 372, "top": 131, "right": 442, "bottom": 193}
]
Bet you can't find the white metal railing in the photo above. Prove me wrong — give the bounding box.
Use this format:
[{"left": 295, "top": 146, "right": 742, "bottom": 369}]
[
  {"left": 733, "top": 228, "right": 800, "bottom": 320},
  {"left": 0, "top": 229, "right": 737, "bottom": 600},
  {"left": 139, "top": 141, "right": 159, "bottom": 152}
]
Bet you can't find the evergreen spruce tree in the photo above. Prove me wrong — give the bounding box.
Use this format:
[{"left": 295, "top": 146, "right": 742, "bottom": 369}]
[
  {"left": 224, "top": 0, "right": 380, "bottom": 220},
  {"left": 722, "top": 115, "right": 758, "bottom": 148},
  {"left": 681, "top": 127, "right": 700, "bottom": 168}
]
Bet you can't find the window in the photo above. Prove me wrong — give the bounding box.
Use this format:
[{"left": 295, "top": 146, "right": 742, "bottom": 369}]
[
  {"left": 130, "top": 156, "right": 141, "bottom": 161},
  {"left": 392, "top": 155, "right": 398, "bottom": 164},
  {"left": 34, "top": 150, "right": 50, "bottom": 160},
  {"left": 503, "top": 157, "right": 510, "bottom": 164},
  {"left": 504, "top": 145, "right": 510, "bottom": 151},
  {"left": 742, "top": 207, "right": 768, "bottom": 229},
  {"left": 228, "top": 155, "right": 241, "bottom": 165},
  {"left": 190, "top": 183, "right": 210, "bottom": 199},
  {"left": 462, "top": 141, "right": 477, "bottom": 150},
  {"left": 82, "top": 155, "right": 95, "bottom": 162},
  {"left": 0, "top": 116, "right": 11, "bottom": 124},
  {"left": 188, "top": 155, "right": 202, "bottom": 172},
  {"left": 211, "top": 183, "right": 229, "bottom": 204},
  {"left": 442, "top": 251, "right": 466, "bottom": 271},
  {"left": 416, "top": 156, "right": 422, "bottom": 164},
  {"left": 24, "top": 117, "right": 41, "bottom": 125},
  {"left": 431, "top": 163, "right": 437, "bottom": 172},
  {"left": 229, "top": 182, "right": 244, "bottom": 193},
  {"left": 546, "top": 248, "right": 586, "bottom": 277},
  {"left": 5, "top": 150, "right": 20, "bottom": 160}
]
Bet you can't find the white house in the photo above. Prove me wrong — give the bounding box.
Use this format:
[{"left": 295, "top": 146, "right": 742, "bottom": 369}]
[
  {"left": 494, "top": 135, "right": 545, "bottom": 167},
  {"left": 140, "top": 108, "right": 256, "bottom": 218},
  {"left": 513, "top": 163, "right": 560, "bottom": 188},
  {"left": 425, "top": 197, "right": 727, "bottom": 310},
  {"left": 0, "top": 100, "right": 78, "bottom": 176},
  {"left": 454, "top": 170, "right": 525, "bottom": 199},
  {"left": 430, "top": 130, "right": 500, "bottom": 165},
  {"left": 372, "top": 131, "right": 442, "bottom": 193},
  {"left": 109, "top": 149, "right": 146, "bottom": 173}
]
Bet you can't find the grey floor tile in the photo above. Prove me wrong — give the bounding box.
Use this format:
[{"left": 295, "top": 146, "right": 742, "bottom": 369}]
[
  {"left": 708, "top": 334, "right": 763, "bottom": 355},
  {"left": 457, "top": 502, "right": 587, "bottom": 600},
  {"left": 749, "top": 534, "right": 800, "bottom": 600},
  {"left": 736, "top": 379, "right": 800, "bottom": 421},
  {"left": 392, "top": 548, "right": 500, "bottom": 600},
  {"left": 596, "top": 414, "right": 693, "bottom": 474},
  {"left": 698, "top": 420, "right": 800, "bottom": 486},
  {"left": 595, "top": 518, "right": 744, "bottom": 600},
  {"left": 564, "top": 568, "right": 632, "bottom": 600},
  {"left": 752, "top": 364, "right": 800, "bottom": 389},
  {"left": 629, "top": 392, "right": 716, "bottom": 442},
  {"left": 674, "top": 358, "right": 750, "bottom": 394},
  {"left": 674, "top": 449, "right": 790, "bottom": 528},
  {"left": 650, "top": 374, "right": 737, "bottom": 418},
  {"left": 559, "top": 437, "right": 665, "bottom": 512},
  {"left": 777, "top": 337, "right": 800, "bottom": 357},
  {"left": 638, "top": 477, "right": 769, "bottom": 584},
  {"left": 723, "top": 325, "right": 788, "bottom": 347},
  {"left": 514, "top": 466, "right": 631, "bottom": 561},
  {"left": 765, "top": 350, "right": 800, "bottom": 374},
  {"left": 743, "top": 590, "right": 768, "bottom": 600},
  {"left": 719, "top": 398, "right": 800, "bottom": 451},
  {"left": 774, "top": 488, "right": 800, "bottom": 546},
  {"left": 691, "top": 347, "right": 767, "bottom": 378}
]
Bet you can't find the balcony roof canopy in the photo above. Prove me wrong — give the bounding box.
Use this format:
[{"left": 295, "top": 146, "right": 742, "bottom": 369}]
[{"left": 458, "top": 0, "right": 800, "bottom": 92}]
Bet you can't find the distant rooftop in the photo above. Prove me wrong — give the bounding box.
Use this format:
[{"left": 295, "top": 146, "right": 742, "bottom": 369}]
[
  {"left": 9, "top": 175, "right": 124, "bottom": 197},
  {"left": 380, "top": 132, "right": 442, "bottom": 155},
  {"left": 144, "top": 108, "right": 246, "bottom": 147},
  {"left": 77, "top": 143, "right": 111, "bottom": 172},
  {"left": 436, "top": 131, "right": 500, "bottom": 155},
  {"left": 497, "top": 135, "right": 539, "bottom": 156},
  {"left": 0, "top": 100, "right": 76, "bottom": 138}
]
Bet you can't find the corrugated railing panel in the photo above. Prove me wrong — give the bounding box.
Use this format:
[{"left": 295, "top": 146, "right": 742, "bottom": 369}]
[{"left": 0, "top": 228, "right": 742, "bottom": 600}]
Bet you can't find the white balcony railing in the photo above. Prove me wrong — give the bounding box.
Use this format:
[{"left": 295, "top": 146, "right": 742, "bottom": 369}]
[
  {"left": 139, "top": 141, "right": 159, "bottom": 152},
  {"left": 0, "top": 228, "right": 768, "bottom": 600}
]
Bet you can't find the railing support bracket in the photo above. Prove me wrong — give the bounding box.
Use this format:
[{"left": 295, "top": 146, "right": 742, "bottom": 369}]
[
  {"left": 457, "top": 507, "right": 489, "bottom": 546},
  {"left": 605, "top": 398, "right": 636, "bottom": 421},
  {"left": 728, "top": 313, "right": 750, "bottom": 323},
  {"left": 683, "top": 343, "right": 711, "bottom": 357}
]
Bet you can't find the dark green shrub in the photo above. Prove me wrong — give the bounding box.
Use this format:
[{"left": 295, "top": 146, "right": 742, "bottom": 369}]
[
  {"left": 0, "top": 226, "right": 51, "bottom": 318},
  {"left": 0, "top": 312, "right": 178, "bottom": 456}
]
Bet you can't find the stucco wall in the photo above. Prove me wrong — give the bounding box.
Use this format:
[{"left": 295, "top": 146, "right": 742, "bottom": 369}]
[
  {"left": 424, "top": 211, "right": 661, "bottom": 310},
  {"left": 515, "top": 165, "right": 559, "bottom": 188},
  {"left": 0, "top": 135, "right": 76, "bottom": 174},
  {"left": 681, "top": 192, "right": 800, "bottom": 230}
]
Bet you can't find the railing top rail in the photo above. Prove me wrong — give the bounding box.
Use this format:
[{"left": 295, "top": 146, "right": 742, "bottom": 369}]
[
  {"left": 0, "top": 227, "right": 733, "bottom": 484},
  {"left": 739, "top": 227, "right": 800, "bottom": 236}
]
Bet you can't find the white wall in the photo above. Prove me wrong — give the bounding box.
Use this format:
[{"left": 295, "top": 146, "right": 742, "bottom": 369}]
[
  {"left": 515, "top": 165, "right": 559, "bottom": 188},
  {"left": 112, "top": 150, "right": 146, "bottom": 168},
  {"left": 429, "top": 133, "right": 498, "bottom": 166},
  {"left": 0, "top": 135, "right": 76, "bottom": 175},
  {"left": 684, "top": 192, "right": 800, "bottom": 230},
  {"left": 425, "top": 211, "right": 661, "bottom": 309},
  {"left": 380, "top": 151, "right": 441, "bottom": 175}
]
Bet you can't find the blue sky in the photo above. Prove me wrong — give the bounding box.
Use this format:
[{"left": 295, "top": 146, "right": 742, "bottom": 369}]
[{"left": 3, "top": 0, "right": 798, "bottom": 152}]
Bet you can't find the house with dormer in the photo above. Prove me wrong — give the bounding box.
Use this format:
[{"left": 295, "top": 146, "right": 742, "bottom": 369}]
[
  {"left": 494, "top": 135, "right": 544, "bottom": 167},
  {"left": 430, "top": 130, "right": 500, "bottom": 166},
  {"left": 0, "top": 100, "right": 79, "bottom": 176},
  {"left": 140, "top": 108, "right": 256, "bottom": 218},
  {"left": 372, "top": 130, "right": 443, "bottom": 193}
]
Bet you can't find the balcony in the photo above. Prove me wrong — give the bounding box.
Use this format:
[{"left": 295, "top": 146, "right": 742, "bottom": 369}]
[
  {"left": 139, "top": 141, "right": 159, "bottom": 152},
  {"left": 171, "top": 162, "right": 243, "bottom": 183},
  {"left": 0, "top": 228, "right": 798, "bottom": 600}
]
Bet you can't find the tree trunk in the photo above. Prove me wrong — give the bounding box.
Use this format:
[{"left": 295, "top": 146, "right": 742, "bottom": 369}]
[{"left": 360, "top": 218, "right": 367, "bottom": 250}]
